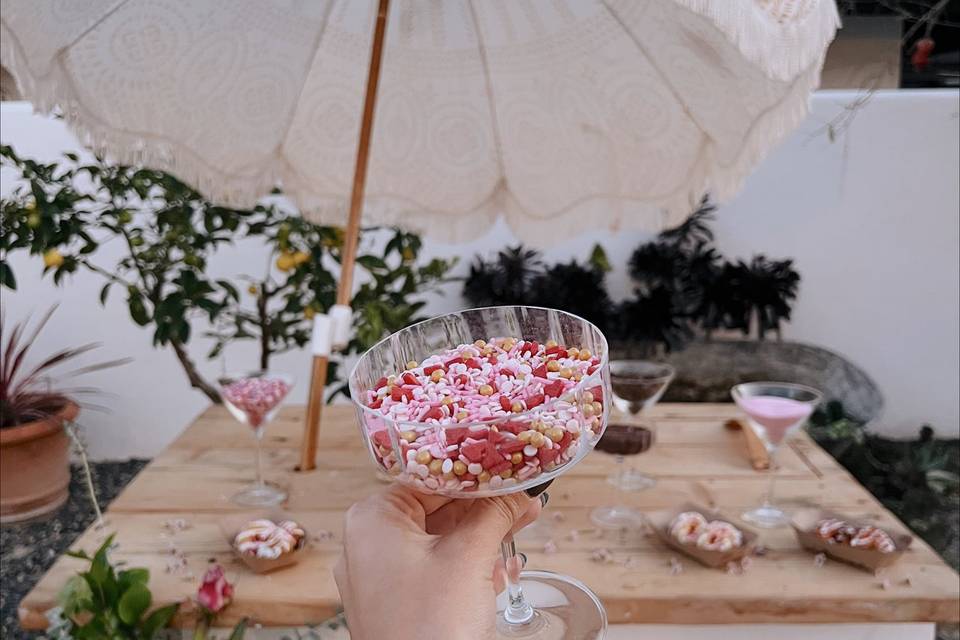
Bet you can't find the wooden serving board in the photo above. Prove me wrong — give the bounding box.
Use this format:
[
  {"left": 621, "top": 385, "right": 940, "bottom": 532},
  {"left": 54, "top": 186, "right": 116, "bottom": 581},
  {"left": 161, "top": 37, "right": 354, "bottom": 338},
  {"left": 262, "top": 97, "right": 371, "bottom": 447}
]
[{"left": 18, "top": 404, "right": 960, "bottom": 630}]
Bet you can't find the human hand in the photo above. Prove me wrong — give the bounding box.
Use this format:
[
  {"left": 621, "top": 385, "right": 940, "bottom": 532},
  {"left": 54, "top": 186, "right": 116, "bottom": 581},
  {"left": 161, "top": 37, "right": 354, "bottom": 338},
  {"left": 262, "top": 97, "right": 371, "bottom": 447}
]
[{"left": 334, "top": 484, "right": 545, "bottom": 640}]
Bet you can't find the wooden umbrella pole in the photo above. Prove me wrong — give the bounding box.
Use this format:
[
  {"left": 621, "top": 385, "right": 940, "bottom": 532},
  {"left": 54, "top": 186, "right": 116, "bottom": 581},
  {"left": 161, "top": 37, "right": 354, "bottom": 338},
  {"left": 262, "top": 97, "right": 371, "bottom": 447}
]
[{"left": 299, "top": 0, "right": 391, "bottom": 471}]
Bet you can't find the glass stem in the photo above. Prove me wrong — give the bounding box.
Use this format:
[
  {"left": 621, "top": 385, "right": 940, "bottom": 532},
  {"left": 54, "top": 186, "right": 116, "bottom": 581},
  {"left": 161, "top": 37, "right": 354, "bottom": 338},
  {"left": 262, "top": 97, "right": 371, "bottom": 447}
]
[
  {"left": 615, "top": 454, "right": 626, "bottom": 501},
  {"left": 255, "top": 429, "right": 265, "bottom": 488},
  {"left": 764, "top": 449, "right": 779, "bottom": 507},
  {"left": 500, "top": 536, "right": 534, "bottom": 625}
]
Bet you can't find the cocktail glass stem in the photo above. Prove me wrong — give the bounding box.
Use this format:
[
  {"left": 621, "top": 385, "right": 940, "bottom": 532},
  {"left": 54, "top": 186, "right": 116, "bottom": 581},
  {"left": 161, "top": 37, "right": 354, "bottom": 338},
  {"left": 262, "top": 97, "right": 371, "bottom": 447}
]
[
  {"left": 764, "top": 448, "right": 779, "bottom": 509},
  {"left": 500, "top": 536, "right": 534, "bottom": 625},
  {"left": 254, "top": 428, "right": 265, "bottom": 488}
]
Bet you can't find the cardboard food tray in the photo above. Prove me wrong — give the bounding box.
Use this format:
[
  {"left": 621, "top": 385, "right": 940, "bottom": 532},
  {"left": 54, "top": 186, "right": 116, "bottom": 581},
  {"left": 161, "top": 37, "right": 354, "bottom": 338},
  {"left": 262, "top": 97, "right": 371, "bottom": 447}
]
[
  {"left": 644, "top": 502, "right": 757, "bottom": 569},
  {"left": 219, "top": 511, "right": 308, "bottom": 574},
  {"left": 791, "top": 508, "right": 911, "bottom": 572}
]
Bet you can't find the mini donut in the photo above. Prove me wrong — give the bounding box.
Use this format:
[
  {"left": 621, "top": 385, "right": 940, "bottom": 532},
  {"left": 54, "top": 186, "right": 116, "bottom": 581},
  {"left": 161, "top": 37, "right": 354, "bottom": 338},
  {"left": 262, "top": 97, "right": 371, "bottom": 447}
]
[
  {"left": 850, "top": 526, "right": 897, "bottom": 553},
  {"left": 278, "top": 520, "right": 306, "bottom": 540},
  {"left": 815, "top": 518, "right": 858, "bottom": 544},
  {"left": 233, "top": 518, "right": 305, "bottom": 559},
  {"left": 695, "top": 521, "right": 743, "bottom": 552},
  {"left": 669, "top": 512, "right": 708, "bottom": 544}
]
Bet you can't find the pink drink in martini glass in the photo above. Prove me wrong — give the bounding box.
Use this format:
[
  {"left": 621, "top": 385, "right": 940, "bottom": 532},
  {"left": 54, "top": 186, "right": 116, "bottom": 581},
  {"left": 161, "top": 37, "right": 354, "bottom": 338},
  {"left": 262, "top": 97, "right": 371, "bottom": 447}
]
[
  {"left": 738, "top": 395, "right": 814, "bottom": 447},
  {"left": 732, "top": 382, "right": 822, "bottom": 528},
  {"left": 218, "top": 372, "right": 293, "bottom": 507}
]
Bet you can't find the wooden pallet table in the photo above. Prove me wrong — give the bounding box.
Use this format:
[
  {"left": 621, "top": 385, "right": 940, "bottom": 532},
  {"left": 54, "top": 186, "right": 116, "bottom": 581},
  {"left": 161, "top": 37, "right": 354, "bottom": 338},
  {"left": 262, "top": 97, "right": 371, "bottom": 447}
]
[{"left": 18, "top": 404, "right": 960, "bottom": 634}]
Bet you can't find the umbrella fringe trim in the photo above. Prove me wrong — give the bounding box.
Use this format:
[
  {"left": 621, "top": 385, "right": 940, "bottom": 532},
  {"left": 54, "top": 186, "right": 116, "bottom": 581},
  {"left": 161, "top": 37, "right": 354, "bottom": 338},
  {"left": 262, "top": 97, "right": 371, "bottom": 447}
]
[{"left": 670, "top": 0, "right": 841, "bottom": 82}]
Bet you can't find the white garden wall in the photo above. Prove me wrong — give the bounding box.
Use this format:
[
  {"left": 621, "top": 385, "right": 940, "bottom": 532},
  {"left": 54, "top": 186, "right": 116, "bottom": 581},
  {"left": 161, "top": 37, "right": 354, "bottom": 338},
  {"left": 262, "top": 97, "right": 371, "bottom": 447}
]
[{"left": 2, "top": 89, "right": 958, "bottom": 459}]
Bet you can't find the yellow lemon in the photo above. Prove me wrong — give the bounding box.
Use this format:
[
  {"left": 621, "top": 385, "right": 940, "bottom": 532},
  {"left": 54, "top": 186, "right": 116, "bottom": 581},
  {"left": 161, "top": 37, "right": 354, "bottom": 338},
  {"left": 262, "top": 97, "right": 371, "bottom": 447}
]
[
  {"left": 276, "top": 254, "right": 295, "bottom": 272},
  {"left": 43, "top": 249, "right": 64, "bottom": 268}
]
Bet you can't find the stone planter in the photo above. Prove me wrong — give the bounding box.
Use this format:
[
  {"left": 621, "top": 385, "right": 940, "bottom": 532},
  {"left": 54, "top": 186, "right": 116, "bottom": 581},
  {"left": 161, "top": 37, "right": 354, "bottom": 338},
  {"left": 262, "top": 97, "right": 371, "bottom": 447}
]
[
  {"left": 611, "top": 339, "right": 883, "bottom": 423},
  {"left": 0, "top": 402, "right": 77, "bottom": 523}
]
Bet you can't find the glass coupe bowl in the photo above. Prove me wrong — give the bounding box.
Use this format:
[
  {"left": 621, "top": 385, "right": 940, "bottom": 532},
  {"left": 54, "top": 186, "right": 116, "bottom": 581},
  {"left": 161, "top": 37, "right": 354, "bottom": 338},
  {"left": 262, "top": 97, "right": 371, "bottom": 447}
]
[{"left": 349, "top": 306, "right": 611, "bottom": 498}]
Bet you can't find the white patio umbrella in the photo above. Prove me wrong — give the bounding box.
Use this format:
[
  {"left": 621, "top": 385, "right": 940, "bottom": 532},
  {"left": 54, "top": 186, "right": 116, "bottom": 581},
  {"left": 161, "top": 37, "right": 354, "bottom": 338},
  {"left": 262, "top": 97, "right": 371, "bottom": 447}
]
[{"left": 1, "top": 0, "right": 839, "bottom": 469}]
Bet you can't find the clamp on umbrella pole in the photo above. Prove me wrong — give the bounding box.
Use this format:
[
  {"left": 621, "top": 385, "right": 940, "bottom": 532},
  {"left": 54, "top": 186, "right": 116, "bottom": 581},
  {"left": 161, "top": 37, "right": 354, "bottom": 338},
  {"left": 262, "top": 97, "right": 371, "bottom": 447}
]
[{"left": 299, "top": 0, "right": 391, "bottom": 472}]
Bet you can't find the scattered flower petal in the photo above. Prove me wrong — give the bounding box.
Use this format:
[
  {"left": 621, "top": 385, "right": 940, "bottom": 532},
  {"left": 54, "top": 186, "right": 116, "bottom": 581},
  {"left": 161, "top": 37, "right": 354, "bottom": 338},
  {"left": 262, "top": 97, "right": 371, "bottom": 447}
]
[
  {"left": 669, "top": 556, "right": 684, "bottom": 576},
  {"left": 591, "top": 548, "right": 613, "bottom": 564}
]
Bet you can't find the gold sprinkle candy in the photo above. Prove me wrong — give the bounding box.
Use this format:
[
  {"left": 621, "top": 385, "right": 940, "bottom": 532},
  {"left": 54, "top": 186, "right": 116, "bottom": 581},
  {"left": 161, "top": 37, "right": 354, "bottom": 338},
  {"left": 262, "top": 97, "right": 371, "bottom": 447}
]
[
  {"left": 518, "top": 430, "right": 535, "bottom": 442},
  {"left": 579, "top": 349, "right": 592, "bottom": 360},
  {"left": 478, "top": 471, "right": 491, "bottom": 482},
  {"left": 559, "top": 368, "right": 573, "bottom": 379},
  {"left": 531, "top": 432, "right": 546, "bottom": 447},
  {"left": 430, "top": 370, "right": 444, "bottom": 383},
  {"left": 428, "top": 459, "right": 444, "bottom": 475},
  {"left": 400, "top": 431, "right": 417, "bottom": 443},
  {"left": 582, "top": 404, "right": 596, "bottom": 418},
  {"left": 406, "top": 360, "right": 419, "bottom": 370},
  {"left": 474, "top": 339, "right": 487, "bottom": 348},
  {"left": 592, "top": 401, "right": 603, "bottom": 414},
  {"left": 511, "top": 452, "right": 523, "bottom": 464},
  {"left": 453, "top": 460, "right": 467, "bottom": 475},
  {"left": 567, "top": 348, "right": 579, "bottom": 359},
  {"left": 478, "top": 384, "right": 495, "bottom": 396},
  {"left": 441, "top": 396, "right": 454, "bottom": 405},
  {"left": 546, "top": 360, "right": 561, "bottom": 372},
  {"left": 415, "top": 450, "right": 432, "bottom": 465},
  {"left": 547, "top": 428, "right": 565, "bottom": 443},
  {"left": 545, "top": 339, "right": 558, "bottom": 348},
  {"left": 511, "top": 401, "right": 524, "bottom": 413},
  {"left": 583, "top": 391, "right": 594, "bottom": 403},
  {"left": 500, "top": 469, "right": 513, "bottom": 479},
  {"left": 456, "top": 410, "right": 469, "bottom": 421}
]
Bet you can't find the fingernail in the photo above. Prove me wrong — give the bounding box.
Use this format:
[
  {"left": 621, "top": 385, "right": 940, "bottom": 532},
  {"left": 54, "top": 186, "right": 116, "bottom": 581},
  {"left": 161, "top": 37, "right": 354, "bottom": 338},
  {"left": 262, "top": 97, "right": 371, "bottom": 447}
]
[
  {"left": 539, "top": 492, "right": 550, "bottom": 507},
  {"left": 525, "top": 479, "right": 553, "bottom": 498},
  {"left": 519, "top": 552, "right": 528, "bottom": 567}
]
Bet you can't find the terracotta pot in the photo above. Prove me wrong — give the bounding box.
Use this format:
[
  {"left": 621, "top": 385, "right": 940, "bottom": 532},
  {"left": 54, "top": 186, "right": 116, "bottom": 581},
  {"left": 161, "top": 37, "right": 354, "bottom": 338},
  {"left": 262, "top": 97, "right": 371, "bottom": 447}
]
[{"left": 0, "top": 402, "right": 77, "bottom": 523}]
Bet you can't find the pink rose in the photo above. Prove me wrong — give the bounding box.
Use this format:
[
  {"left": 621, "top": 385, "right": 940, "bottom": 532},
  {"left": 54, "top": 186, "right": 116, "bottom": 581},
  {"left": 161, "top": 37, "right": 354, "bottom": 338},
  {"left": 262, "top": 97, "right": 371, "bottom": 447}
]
[{"left": 196, "top": 565, "right": 234, "bottom": 613}]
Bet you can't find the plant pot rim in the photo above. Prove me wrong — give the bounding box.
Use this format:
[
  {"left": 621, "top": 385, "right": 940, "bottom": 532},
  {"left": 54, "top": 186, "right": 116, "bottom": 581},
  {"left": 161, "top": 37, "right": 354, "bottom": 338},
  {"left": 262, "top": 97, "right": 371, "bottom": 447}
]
[{"left": 0, "top": 401, "right": 79, "bottom": 446}]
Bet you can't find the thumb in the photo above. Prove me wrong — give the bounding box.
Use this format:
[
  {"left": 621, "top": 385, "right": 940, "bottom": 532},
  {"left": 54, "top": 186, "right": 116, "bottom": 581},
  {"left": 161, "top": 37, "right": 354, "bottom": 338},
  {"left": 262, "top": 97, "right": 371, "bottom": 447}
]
[{"left": 442, "top": 493, "right": 537, "bottom": 550}]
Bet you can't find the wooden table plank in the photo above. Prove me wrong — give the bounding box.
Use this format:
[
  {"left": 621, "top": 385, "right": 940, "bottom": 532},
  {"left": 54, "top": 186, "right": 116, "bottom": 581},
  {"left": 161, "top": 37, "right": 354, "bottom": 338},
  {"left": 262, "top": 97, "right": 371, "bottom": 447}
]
[{"left": 19, "top": 404, "right": 960, "bottom": 630}]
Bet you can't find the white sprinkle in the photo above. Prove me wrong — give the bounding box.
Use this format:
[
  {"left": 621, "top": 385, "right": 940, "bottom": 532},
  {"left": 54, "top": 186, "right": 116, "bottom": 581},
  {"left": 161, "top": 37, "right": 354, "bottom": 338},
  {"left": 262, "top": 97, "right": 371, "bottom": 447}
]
[
  {"left": 416, "top": 464, "right": 430, "bottom": 478},
  {"left": 467, "top": 463, "right": 483, "bottom": 475},
  {"left": 524, "top": 445, "right": 538, "bottom": 457},
  {"left": 441, "top": 458, "right": 453, "bottom": 474},
  {"left": 489, "top": 475, "right": 503, "bottom": 489}
]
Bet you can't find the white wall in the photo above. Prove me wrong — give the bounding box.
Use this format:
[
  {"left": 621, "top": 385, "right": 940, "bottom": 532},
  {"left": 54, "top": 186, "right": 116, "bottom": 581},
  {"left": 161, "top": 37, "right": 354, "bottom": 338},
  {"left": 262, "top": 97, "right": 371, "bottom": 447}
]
[{"left": 2, "top": 90, "right": 958, "bottom": 458}]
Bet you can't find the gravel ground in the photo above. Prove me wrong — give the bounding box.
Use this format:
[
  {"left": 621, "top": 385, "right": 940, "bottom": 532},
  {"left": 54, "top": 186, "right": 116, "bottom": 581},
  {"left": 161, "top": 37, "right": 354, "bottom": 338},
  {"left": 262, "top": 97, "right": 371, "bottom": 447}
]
[{"left": 1, "top": 460, "right": 148, "bottom": 640}]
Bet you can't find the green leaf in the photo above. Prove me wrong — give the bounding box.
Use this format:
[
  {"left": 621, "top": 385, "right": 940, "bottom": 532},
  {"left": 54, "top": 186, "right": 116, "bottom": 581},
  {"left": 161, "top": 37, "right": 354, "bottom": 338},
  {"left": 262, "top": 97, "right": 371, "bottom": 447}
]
[
  {"left": 57, "top": 574, "right": 93, "bottom": 618},
  {"left": 140, "top": 602, "right": 179, "bottom": 638},
  {"left": 117, "top": 582, "right": 151, "bottom": 625},
  {"left": 588, "top": 244, "right": 612, "bottom": 273},
  {"left": 356, "top": 255, "right": 387, "bottom": 271},
  {"left": 118, "top": 567, "right": 150, "bottom": 589},
  {"left": 227, "top": 617, "right": 250, "bottom": 640},
  {"left": 99, "top": 283, "right": 112, "bottom": 306},
  {"left": 0, "top": 262, "right": 16, "bottom": 290}
]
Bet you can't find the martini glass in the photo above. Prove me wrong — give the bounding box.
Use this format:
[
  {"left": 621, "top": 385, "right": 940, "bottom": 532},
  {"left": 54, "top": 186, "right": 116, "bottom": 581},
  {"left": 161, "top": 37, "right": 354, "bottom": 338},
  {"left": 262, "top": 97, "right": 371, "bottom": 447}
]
[
  {"left": 590, "top": 361, "right": 674, "bottom": 529},
  {"left": 218, "top": 371, "right": 293, "bottom": 507},
  {"left": 350, "top": 306, "right": 611, "bottom": 640},
  {"left": 732, "top": 381, "right": 822, "bottom": 528}
]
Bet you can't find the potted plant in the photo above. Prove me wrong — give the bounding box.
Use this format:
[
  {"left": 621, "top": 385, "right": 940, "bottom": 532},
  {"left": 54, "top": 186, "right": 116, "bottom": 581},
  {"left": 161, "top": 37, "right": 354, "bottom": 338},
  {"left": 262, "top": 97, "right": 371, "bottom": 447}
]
[{"left": 0, "top": 307, "right": 124, "bottom": 522}]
